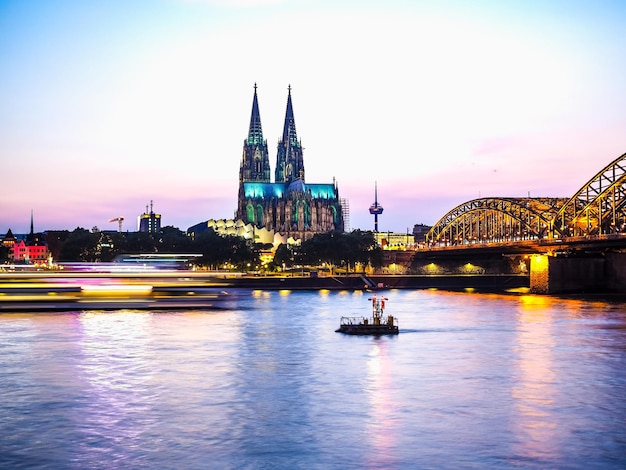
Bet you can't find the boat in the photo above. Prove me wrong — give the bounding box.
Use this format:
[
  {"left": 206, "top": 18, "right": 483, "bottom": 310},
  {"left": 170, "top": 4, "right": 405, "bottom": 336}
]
[{"left": 335, "top": 295, "right": 399, "bottom": 335}]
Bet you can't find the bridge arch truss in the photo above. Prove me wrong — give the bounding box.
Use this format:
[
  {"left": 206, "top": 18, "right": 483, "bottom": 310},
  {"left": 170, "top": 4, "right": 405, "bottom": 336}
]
[
  {"left": 426, "top": 197, "right": 568, "bottom": 246},
  {"left": 425, "top": 152, "right": 626, "bottom": 246},
  {"left": 552, "top": 152, "right": 626, "bottom": 237}
]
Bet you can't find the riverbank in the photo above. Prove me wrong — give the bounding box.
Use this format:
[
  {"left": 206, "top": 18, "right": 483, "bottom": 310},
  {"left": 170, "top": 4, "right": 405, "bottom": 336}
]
[
  {"left": 212, "top": 273, "right": 529, "bottom": 292},
  {"left": 2, "top": 271, "right": 625, "bottom": 312},
  {"left": 0, "top": 272, "right": 530, "bottom": 312}
]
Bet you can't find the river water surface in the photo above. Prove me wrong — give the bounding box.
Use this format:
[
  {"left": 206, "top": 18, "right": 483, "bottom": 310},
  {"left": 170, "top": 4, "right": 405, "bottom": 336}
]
[{"left": 1, "top": 289, "right": 625, "bottom": 469}]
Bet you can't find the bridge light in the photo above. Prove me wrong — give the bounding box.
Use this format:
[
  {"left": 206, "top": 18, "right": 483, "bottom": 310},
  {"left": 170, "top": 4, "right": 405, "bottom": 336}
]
[{"left": 425, "top": 262, "right": 441, "bottom": 274}]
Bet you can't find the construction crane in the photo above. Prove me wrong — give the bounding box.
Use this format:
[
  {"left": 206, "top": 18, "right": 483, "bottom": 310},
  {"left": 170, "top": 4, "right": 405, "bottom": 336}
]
[{"left": 108, "top": 217, "right": 124, "bottom": 232}]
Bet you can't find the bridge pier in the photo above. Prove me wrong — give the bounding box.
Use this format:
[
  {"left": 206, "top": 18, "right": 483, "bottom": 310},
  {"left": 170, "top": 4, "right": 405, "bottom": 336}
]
[
  {"left": 606, "top": 252, "right": 626, "bottom": 291},
  {"left": 530, "top": 253, "right": 626, "bottom": 294}
]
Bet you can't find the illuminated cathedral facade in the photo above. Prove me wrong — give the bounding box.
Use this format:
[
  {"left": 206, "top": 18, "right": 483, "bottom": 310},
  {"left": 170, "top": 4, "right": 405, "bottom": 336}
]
[{"left": 235, "top": 84, "right": 344, "bottom": 241}]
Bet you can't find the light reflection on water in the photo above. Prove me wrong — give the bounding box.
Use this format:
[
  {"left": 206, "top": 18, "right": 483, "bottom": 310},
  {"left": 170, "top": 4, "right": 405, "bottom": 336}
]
[
  {"left": 364, "top": 340, "right": 397, "bottom": 469},
  {"left": 76, "top": 312, "right": 155, "bottom": 461},
  {"left": 512, "top": 297, "right": 559, "bottom": 463},
  {"left": 0, "top": 290, "right": 625, "bottom": 469}
]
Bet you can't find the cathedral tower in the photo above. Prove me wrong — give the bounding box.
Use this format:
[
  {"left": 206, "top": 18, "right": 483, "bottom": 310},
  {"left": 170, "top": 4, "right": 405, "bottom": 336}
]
[
  {"left": 275, "top": 85, "right": 305, "bottom": 183},
  {"left": 235, "top": 84, "right": 343, "bottom": 240},
  {"left": 239, "top": 83, "right": 271, "bottom": 183}
]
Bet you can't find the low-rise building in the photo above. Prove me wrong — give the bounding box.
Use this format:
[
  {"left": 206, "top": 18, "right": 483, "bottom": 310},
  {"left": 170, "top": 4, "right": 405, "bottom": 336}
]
[
  {"left": 375, "top": 231, "right": 416, "bottom": 250},
  {"left": 12, "top": 239, "right": 50, "bottom": 265}
]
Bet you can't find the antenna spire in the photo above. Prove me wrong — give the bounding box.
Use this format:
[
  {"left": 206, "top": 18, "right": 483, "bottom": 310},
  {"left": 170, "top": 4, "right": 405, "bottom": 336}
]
[{"left": 369, "top": 182, "right": 384, "bottom": 232}]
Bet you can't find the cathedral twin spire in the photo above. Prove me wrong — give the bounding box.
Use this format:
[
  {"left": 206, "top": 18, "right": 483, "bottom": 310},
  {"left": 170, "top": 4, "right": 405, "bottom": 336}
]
[
  {"left": 246, "top": 83, "right": 265, "bottom": 147},
  {"left": 241, "top": 84, "right": 305, "bottom": 185},
  {"left": 240, "top": 83, "right": 271, "bottom": 183}
]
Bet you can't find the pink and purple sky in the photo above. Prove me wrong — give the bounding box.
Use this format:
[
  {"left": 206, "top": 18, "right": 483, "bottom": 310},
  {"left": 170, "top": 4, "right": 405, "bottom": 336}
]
[{"left": 1, "top": 0, "right": 625, "bottom": 235}]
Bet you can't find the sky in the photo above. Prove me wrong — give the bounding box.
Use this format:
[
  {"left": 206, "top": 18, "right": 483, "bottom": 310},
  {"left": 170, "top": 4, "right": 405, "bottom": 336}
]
[{"left": 1, "top": 0, "right": 625, "bottom": 235}]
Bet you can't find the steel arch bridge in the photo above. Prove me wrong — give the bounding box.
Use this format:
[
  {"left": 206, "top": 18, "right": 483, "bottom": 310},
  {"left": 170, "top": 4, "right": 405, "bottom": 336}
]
[{"left": 426, "top": 152, "right": 626, "bottom": 246}]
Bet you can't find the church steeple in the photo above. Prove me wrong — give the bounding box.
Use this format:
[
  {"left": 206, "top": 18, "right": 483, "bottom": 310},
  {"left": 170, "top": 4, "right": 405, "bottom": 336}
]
[
  {"left": 26, "top": 209, "right": 35, "bottom": 244},
  {"left": 247, "top": 83, "right": 264, "bottom": 146},
  {"left": 275, "top": 85, "right": 305, "bottom": 183},
  {"left": 281, "top": 84, "right": 299, "bottom": 149},
  {"left": 240, "top": 83, "right": 271, "bottom": 183}
]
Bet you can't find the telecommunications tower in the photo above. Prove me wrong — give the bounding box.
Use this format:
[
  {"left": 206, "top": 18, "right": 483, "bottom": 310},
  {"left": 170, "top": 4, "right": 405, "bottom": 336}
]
[{"left": 369, "top": 182, "right": 384, "bottom": 232}]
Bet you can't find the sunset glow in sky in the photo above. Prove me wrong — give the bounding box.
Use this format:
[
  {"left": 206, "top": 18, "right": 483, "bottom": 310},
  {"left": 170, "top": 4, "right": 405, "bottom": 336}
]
[{"left": 1, "top": 0, "right": 625, "bottom": 234}]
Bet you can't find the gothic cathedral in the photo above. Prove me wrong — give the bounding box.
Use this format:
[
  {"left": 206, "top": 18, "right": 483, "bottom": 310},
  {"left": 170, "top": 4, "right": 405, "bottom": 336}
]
[{"left": 235, "top": 85, "right": 344, "bottom": 241}]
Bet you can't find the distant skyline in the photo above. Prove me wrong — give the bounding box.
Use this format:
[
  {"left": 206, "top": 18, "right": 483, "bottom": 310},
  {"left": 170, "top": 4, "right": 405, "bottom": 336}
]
[{"left": 2, "top": 0, "right": 625, "bottom": 234}]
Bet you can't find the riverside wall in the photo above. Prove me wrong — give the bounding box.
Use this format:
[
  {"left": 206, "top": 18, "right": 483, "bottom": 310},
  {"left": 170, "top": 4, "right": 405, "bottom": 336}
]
[
  {"left": 368, "top": 274, "right": 527, "bottom": 291},
  {"left": 225, "top": 274, "right": 528, "bottom": 292},
  {"left": 530, "top": 252, "right": 626, "bottom": 294},
  {"left": 386, "top": 248, "right": 626, "bottom": 295}
]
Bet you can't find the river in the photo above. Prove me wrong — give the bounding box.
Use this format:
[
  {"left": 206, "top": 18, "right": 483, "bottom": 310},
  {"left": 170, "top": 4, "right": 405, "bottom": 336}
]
[{"left": 1, "top": 289, "right": 625, "bottom": 469}]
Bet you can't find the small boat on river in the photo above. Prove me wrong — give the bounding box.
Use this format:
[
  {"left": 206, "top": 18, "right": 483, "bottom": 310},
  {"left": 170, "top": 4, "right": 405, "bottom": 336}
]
[{"left": 335, "top": 295, "right": 399, "bottom": 335}]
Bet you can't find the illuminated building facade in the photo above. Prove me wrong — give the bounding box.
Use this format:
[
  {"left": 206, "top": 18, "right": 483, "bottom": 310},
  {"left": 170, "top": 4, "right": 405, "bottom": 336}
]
[
  {"left": 138, "top": 201, "right": 161, "bottom": 233},
  {"left": 235, "top": 84, "right": 344, "bottom": 241},
  {"left": 12, "top": 239, "right": 49, "bottom": 264},
  {"left": 4, "top": 212, "right": 50, "bottom": 265},
  {"left": 1, "top": 229, "right": 16, "bottom": 259},
  {"left": 375, "top": 231, "right": 416, "bottom": 250}
]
